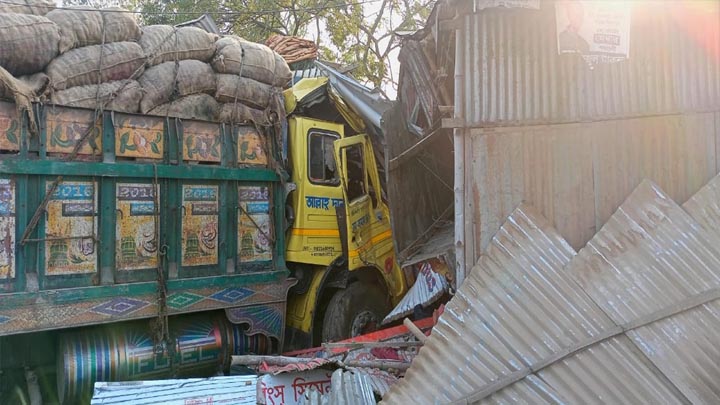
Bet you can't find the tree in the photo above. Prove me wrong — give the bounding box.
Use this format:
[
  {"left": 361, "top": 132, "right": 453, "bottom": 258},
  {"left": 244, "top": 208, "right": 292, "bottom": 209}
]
[{"left": 323, "top": 0, "right": 432, "bottom": 95}]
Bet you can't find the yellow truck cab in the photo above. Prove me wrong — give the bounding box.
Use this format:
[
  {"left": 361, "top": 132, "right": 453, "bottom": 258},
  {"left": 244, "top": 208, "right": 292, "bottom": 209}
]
[{"left": 283, "top": 78, "right": 406, "bottom": 348}]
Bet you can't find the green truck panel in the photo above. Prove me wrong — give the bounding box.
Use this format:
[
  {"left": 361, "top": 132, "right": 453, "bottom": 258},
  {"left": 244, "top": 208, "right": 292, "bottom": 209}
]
[{"left": 0, "top": 101, "right": 290, "bottom": 338}]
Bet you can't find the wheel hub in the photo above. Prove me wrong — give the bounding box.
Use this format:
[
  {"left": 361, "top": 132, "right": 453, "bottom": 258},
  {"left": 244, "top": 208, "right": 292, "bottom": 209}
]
[{"left": 350, "top": 310, "right": 379, "bottom": 337}]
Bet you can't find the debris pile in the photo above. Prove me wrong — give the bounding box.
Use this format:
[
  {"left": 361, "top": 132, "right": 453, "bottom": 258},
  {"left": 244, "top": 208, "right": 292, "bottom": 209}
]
[
  {"left": 234, "top": 317, "right": 437, "bottom": 404},
  {"left": 266, "top": 34, "right": 319, "bottom": 65},
  {"left": 0, "top": 1, "right": 292, "bottom": 125}
]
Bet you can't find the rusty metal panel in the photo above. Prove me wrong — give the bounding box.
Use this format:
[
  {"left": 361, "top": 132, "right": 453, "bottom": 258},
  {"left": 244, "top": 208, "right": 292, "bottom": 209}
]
[
  {"left": 181, "top": 185, "right": 218, "bottom": 267},
  {"left": 182, "top": 121, "right": 222, "bottom": 163},
  {"left": 46, "top": 107, "right": 101, "bottom": 156},
  {"left": 238, "top": 185, "right": 272, "bottom": 263},
  {"left": 457, "top": 2, "right": 720, "bottom": 127},
  {"left": 114, "top": 114, "right": 164, "bottom": 160},
  {"left": 0, "top": 178, "right": 15, "bottom": 280},
  {"left": 237, "top": 126, "right": 268, "bottom": 166},
  {"left": 45, "top": 181, "right": 98, "bottom": 275},
  {"left": 591, "top": 113, "right": 717, "bottom": 230},
  {"left": 115, "top": 183, "right": 158, "bottom": 271},
  {"left": 0, "top": 102, "right": 20, "bottom": 152},
  {"left": 382, "top": 203, "right": 685, "bottom": 404},
  {"left": 465, "top": 124, "right": 596, "bottom": 257},
  {"left": 465, "top": 112, "right": 718, "bottom": 266}
]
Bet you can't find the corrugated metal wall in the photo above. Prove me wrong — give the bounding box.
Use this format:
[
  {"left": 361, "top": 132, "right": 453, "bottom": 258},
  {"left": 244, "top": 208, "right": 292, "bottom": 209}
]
[
  {"left": 459, "top": 1, "right": 720, "bottom": 265},
  {"left": 459, "top": 1, "right": 720, "bottom": 125}
]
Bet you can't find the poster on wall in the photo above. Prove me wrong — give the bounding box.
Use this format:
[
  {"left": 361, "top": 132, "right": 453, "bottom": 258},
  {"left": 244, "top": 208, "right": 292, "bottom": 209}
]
[
  {"left": 45, "top": 181, "right": 97, "bottom": 275},
  {"left": 181, "top": 185, "right": 219, "bottom": 267},
  {"left": 556, "top": 1, "right": 631, "bottom": 64},
  {"left": 116, "top": 183, "right": 159, "bottom": 271}
]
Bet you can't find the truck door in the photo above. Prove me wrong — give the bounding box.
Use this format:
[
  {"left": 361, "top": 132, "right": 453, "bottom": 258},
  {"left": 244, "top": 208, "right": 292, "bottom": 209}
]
[{"left": 334, "top": 135, "right": 388, "bottom": 271}]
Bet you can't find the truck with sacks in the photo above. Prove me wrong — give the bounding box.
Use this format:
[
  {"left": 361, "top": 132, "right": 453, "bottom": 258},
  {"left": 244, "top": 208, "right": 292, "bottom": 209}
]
[{"left": 0, "top": 4, "right": 408, "bottom": 403}]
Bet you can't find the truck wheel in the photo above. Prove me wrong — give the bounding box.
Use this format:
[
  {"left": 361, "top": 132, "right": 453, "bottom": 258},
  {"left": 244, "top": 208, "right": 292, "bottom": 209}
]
[{"left": 321, "top": 282, "right": 390, "bottom": 343}]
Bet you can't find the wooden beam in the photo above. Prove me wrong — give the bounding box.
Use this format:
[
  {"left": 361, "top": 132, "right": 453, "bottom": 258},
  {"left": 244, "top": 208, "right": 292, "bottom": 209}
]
[
  {"left": 389, "top": 127, "right": 445, "bottom": 171},
  {"left": 441, "top": 117, "right": 465, "bottom": 129},
  {"left": 438, "top": 105, "right": 455, "bottom": 114}
]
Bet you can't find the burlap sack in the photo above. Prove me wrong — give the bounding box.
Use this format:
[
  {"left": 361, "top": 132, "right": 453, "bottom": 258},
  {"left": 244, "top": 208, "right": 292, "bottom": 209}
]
[
  {"left": 46, "top": 42, "right": 145, "bottom": 90},
  {"left": 0, "top": 72, "right": 50, "bottom": 100},
  {"left": 212, "top": 36, "right": 291, "bottom": 87},
  {"left": 148, "top": 94, "right": 219, "bottom": 121},
  {"left": 50, "top": 80, "right": 142, "bottom": 113},
  {"left": 0, "top": 66, "right": 37, "bottom": 133},
  {"left": 138, "top": 60, "right": 216, "bottom": 114},
  {"left": 215, "top": 74, "right": 272, "bottom": 109},
  {"left": 218, "top": 102, "right": 268, "bottom": 125},
  {"left": 46, "top": 7, "right": 141, "bottom": 54},
  {"left": 140, "top": 25, "right": 217, "bottom": 66},
  {"left": 0, "top": 0, "right": 54, "bottom": 15},
  {"left": 0, "top": 13, "right": 59, "bottom": 75}
]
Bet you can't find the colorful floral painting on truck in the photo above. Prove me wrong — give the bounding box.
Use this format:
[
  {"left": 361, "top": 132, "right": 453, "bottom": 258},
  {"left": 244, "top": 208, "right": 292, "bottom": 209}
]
[{"left": 114, "top": 114, "right": 164, "bottom": 160}]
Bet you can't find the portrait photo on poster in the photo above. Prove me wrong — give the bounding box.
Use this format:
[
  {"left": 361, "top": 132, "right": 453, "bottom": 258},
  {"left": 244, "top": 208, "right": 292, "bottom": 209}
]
[{"left": 555, "top": 0, "right": 631, "bottom": 62}]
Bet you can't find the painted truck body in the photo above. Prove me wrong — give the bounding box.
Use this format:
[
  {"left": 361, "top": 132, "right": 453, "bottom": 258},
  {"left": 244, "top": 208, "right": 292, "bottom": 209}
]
[{"left": 0, "top": 78, "right": 407, "bottom": 402}]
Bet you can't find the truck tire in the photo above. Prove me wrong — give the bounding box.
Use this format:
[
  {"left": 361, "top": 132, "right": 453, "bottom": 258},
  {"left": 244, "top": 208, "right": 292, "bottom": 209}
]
[{"left": 321, "top": 281, "right": 391, "bottom": 343}]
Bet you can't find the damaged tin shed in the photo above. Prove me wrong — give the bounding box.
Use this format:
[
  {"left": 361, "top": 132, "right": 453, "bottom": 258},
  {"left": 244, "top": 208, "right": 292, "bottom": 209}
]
[{"left": 387, "top": 0, "right": 720, "bottom": 286}]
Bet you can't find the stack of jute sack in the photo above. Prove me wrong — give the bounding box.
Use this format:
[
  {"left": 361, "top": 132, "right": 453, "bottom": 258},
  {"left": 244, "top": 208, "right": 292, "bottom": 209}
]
[{"left": 0, "top": 0, "right": 293, "bottom": 125}]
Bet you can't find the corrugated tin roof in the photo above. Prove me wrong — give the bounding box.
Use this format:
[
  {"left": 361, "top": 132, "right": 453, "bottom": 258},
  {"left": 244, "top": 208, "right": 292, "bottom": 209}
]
[
  {"left": 90, "top": 375, "right": 257, "bottom": 405},
  {"left": 382, "top": 177, "right": 720, "bottom": 403}
]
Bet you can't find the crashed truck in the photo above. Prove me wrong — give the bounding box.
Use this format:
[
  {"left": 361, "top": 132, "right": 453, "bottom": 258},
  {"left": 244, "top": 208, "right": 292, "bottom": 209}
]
[{"left": 0, "top": 8, "right": 409, "bottom": 404}]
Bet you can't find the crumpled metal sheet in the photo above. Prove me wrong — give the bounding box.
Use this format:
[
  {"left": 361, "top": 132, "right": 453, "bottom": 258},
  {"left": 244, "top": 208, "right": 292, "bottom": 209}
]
[
  {"left": 383, "top": 178, "right": 720, "bottom": 404},
  {"left": 91, "top": 376, "right": 257, "bottom": 405},
  {"left": 261, "top": 358, "right": 334, "bottom": 375},
  {"left": 382, "top": 259, "right": 449, "bottom": 324}
]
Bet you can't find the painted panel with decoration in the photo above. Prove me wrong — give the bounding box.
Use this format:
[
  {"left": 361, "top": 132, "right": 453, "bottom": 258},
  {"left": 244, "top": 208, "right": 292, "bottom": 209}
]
[
  {"left": 181, "top": 185, "right": 219, "bottom": 267},
  {"left": 44, "top": 181, "right": 98, "bottom": 275},
  {"left": 238, "top": 185, "right": 272, "bottom": 263},
  {"left": 114, "top": 114, "right": 164, "bottom": 159},
  {"left": 116, "top": 183, "right": 159, "bottom": 271}
]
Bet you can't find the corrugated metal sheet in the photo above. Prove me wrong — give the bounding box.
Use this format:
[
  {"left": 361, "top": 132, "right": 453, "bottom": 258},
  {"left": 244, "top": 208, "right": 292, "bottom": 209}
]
[
  {"left": 567, "top": 180, "right": 720, "bottom": 325},
  {"left": 382, "top": 260, "right": 449, "bottom": 324},
  {"left": 457, "top": 1, "right": 720, "bottom": 127},
  {"left": 383, "top": 178, "right": 720, "bottom": 404},
  {"left": 682, "top": 173, "right": 720, "bottom": 229},
  {"left": 90, "top": 375, "right": 257, "bottom": 405},
  {"left": 464, "top": 111, "right": 719, "bottom": 266}
]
